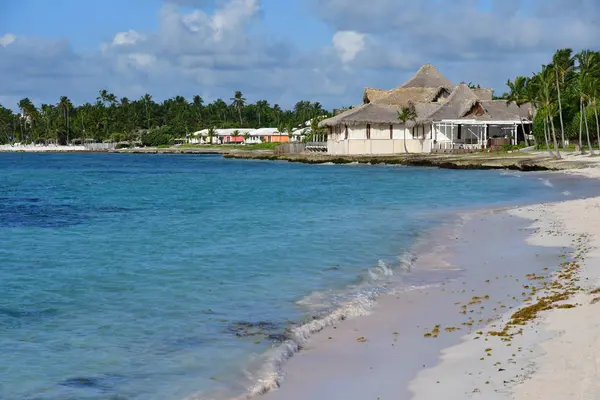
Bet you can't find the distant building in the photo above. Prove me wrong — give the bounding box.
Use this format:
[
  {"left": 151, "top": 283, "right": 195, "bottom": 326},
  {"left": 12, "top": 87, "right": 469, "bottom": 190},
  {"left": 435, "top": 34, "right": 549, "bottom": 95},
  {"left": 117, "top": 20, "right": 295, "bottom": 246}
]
[
  {"left": 319, "top": 64, "right": 533, "bottom": 155},
  {"left": 190, "top": 128, "right": 303, "bottom": 144}
]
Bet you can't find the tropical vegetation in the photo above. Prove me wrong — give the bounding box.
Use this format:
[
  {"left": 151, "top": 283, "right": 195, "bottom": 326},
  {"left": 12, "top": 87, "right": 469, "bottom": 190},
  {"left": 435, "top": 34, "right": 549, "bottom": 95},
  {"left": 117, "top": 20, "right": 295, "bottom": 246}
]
[
  {"left": 0, "top": 91, "right": 330, "bottom": 146},
  {"left": 504, "top": 48, "right": 600, "bottom": 158}
]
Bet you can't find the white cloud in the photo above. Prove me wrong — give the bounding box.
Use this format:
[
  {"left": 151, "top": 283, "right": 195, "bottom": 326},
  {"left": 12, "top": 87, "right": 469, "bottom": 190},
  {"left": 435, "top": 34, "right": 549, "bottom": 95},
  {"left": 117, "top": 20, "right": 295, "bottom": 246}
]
[
  {"left": 128, "top": 53, "right": 156, "bottom": 68},
  {"left": 112, "top": 30, "right": 145, "bottom": 46},
  {"left": 0, "top": 33, "right": 16, "bottom": 47},
  {"left": 332, "top": 31, "right": 365, "bottom": 63},
  {"left": 2, "top": 0, "right": 600, "bottom": 111}
]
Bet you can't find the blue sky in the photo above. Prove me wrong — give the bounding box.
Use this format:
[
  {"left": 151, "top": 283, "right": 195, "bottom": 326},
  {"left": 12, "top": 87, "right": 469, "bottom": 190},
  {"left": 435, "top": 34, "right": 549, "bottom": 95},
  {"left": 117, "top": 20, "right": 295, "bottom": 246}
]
[{"left": 1, "top": 0, "right": 599, "bottom": 110}]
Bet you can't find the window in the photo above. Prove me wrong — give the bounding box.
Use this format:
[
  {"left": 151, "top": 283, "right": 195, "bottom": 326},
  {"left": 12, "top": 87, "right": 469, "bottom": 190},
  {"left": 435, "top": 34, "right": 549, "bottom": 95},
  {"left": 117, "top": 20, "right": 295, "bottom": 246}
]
[
  {"left": 366, "top": 124, "right": 371, "bottom": 139},
  {"left": 345, "top": 124, "right": 348, "bottom": 140},
  {"left": 390, "top": 125, "right": 393, "bottom": 139},
  {"left": 457, "top": 125, "right": 462, "bottom": 140}
]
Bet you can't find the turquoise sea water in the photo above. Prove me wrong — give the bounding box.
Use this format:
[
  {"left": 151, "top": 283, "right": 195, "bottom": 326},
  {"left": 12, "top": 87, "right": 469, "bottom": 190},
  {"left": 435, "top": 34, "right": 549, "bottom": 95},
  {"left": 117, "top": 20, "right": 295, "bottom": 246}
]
[{"left": 1, "top": 153, "right": 597, "bottom": 400}]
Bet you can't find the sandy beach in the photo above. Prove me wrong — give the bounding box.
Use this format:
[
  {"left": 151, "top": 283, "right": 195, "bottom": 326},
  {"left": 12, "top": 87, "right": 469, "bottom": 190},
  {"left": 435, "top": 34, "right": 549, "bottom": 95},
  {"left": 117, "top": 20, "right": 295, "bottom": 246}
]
[
  {"left": 260, "top": 164, "right": 600, "bottom": 400},
  {"left": 0, "top": 144, "right": 87, "bottom": 152}
]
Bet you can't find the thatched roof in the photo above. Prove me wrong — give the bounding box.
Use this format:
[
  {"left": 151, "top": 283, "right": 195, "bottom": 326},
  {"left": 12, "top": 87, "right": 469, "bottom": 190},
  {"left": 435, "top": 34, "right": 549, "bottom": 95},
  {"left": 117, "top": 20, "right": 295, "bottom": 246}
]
[
  {"left": 400, "top": 64, "right": 454, "bottom": 88},
  {"left": 319, "top": 104, "right": 402, "bottom": 127},
  {"left": 368, "top": 86, "right": 451, "bottom": 106},
  {"left": 423, "top": 83, "right": 480, "bottom": 121},
  {"left": 363, "top": 88, "right": 390, "bottom": 103},
  {"left": 472, "top": 88, "right": 493, "bottom": 101},
  {"left": 319, "top": 101, "right": 441, "bottom": 128},
  {"left": 478, "top": 101, "right": 532, "bottom": 122}
]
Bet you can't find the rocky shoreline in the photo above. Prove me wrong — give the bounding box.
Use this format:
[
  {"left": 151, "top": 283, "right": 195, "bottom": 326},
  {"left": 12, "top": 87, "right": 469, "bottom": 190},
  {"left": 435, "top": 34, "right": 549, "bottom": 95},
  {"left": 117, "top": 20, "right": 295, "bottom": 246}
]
[
  {"left": 223, "top": 152, "right": 593, "bottom": 171},
  {"left": 6, "top": 145, "right": 594, "bottom": 171}
]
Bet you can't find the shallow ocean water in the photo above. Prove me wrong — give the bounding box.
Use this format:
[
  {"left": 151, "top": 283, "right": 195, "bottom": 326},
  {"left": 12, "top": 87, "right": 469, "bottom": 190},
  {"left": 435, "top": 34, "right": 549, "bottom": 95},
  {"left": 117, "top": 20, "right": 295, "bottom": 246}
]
[{"left": 0, "top": 153, "right": 597, "bottom": 400}]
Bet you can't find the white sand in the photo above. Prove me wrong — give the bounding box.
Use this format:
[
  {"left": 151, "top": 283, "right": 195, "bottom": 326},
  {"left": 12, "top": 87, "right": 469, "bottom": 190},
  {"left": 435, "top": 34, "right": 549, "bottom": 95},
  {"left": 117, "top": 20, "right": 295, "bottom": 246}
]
[
  {"left": 0, "top": 144, "right": 87, "bottom": 152},
  {"left": 409, "top": 165, "right": 600, "bottom": 400}
]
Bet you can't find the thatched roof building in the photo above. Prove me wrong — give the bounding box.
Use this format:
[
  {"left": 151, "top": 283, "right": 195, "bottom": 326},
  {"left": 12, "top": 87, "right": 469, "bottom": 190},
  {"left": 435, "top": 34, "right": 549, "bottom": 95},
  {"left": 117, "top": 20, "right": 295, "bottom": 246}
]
[{"left": 321, "top": 64, "right": 529, "bottom": 128}]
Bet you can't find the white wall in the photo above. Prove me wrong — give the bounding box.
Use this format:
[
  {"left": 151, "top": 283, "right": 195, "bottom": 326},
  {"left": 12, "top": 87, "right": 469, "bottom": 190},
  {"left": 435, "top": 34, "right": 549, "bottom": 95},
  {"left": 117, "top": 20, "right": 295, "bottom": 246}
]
[{"left": 327, "top": 123, "right": 433, "bottom": 155}]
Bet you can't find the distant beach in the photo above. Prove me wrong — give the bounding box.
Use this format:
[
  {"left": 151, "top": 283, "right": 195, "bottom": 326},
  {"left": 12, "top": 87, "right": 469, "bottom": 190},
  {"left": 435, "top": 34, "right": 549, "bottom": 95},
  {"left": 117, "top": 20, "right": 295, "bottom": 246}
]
[{"left": 0, "top": 144, "right": 87, "bottom": 152}]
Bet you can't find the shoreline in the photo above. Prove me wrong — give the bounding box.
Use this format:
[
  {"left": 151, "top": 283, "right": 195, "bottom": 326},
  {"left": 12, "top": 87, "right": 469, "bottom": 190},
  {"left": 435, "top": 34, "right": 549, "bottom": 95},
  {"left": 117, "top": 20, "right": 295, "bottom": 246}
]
[
  {"left": 254, "top": 166, "right": 600, "bottom": 400},
  {"left": 411, "top": 167, "right": 600, "bottom": 400},
  {"left": 222, "top": 151, "right": 597, "bottom": 171},
  {"left": 3, "top": 146, "right": 598, "bottom": 171}
]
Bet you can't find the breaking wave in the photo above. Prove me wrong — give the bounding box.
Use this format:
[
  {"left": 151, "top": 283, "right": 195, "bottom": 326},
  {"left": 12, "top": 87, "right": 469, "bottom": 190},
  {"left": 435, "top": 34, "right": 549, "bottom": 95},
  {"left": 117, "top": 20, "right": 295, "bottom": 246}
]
[{"left": 219, "top": 252, "right": 423, "bottom": 400}]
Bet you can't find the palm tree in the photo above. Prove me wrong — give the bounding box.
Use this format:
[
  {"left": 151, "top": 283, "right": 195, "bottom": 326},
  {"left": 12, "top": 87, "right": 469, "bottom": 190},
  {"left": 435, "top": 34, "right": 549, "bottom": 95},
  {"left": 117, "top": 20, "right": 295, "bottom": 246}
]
[
  {"left": 529, "top": 69, "right": 560, "bottom": 158},
  {"left": 192, "top": 95, "right": 203, "bottom": 129},
  {"left": 277, "top": 122, "right": 286, "bottom": 137},
  {"left": 18, "top": 98, "right": 34, "bottom": 143},
  {"left": 590, "top": 78, "right": 600, "bottom": 152},
  {"left": 575, "top": 50, "right": 599, "bottom": 154},
  {"left": 214, "top": 99, "right": 228, "bottom": 125},
  {"left": 506, "top": 76, "right": 531, "bottom": 146},
  {"left": 142, "top": 93, "right": 153, "bottom": 129},
  {"left": 58, "top": 96, "right": 72, "bottom": 144},
  {"left": 232, "top": 129, "right": 241, "bottom": 144},
  {"left": 286, "top": 121, "right": 295, "bottom": 140},
  {"left": 40, "top": 104, "right": 53, "bottom": 140},
  {"left": 207, "top": 126, "right": 216, "bottom": 144},
  {"left": 255, "top": 100, "right": 268, "bottom": 127},
  {"left": 272, "top": 104, "right": 282, "bottom": 125},
  {"left": 552, "top": 48, "right": 574, "bottom": 147},
  {"left": 230, "top": 91, "right": 246, "bottom": 125},
  {"left": 397, "top": 102, "right": 418, "bottom": 153}
]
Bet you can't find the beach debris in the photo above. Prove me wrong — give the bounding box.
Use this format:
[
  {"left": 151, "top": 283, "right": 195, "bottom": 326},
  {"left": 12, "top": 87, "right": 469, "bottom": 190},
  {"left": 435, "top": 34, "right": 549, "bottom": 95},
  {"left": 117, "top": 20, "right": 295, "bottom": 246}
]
[{"left": 356, "top": 336, "right": 368, "bottom": 343}]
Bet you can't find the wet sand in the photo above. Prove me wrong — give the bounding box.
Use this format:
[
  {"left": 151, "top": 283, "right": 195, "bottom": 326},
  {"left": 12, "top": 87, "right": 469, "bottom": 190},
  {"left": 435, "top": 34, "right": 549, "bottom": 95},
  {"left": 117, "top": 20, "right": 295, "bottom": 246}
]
[{"left": 262, "top": 207, "right": 568, "bottom": 400}]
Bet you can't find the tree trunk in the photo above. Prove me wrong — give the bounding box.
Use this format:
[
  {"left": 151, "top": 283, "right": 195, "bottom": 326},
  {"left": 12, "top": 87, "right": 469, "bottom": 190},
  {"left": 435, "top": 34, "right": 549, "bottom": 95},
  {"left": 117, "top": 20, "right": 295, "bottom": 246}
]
[
  {"left": 594, "top": 100, "right": 600, "bottom": 155},
  {"left": 555, "top": 70, "right": 565, "bottom": 147},
  {"left": 579, "top": 98, "right": 585, "bottom": 154},
  {"left": 258, "top": 112, "right": 261, "bottom": 127},
  {"left": 549, "top": 115, "right": 561, "bottom": 159},
  {"left": 543, "top": 117, "right": 554, "bottom": 158},
  {"left": 584, "top": 102, "right": 594, "bottom": 155},
  {"left": 403, "top": 124, "right": 408, "bottom": 153},
  {"left": 519, "top": 116, "right": 528, "bottom": 147},
  {"left": 238, "top": 108, "right": 242, "bottom": 126}
]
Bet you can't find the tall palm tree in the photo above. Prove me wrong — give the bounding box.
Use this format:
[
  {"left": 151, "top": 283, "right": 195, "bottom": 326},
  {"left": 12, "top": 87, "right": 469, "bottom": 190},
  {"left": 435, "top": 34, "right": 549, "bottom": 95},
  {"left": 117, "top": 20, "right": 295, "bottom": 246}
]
[
  {"left": 255, "top": 100, "right": 268, "bottom": 127},
  {"left": 590, "top": 78, "right": 600, "bottom": 152},
  {"left": 536, "top": 65, "right": 561, "bottom": 158},
  {"left": 230, "top": 91, "right": 246, "bottom": 125},
  {"left": 58, "top": 96, "right": 72, "bottom": 144},
  {"left": 552, "top": 48, "right": 574, "bottom": 147},
  {"left": 142, "top": 93, "right": 153, "bottom": 130},
  {"left": 18, "top": 98, "right": 33, "bottom": 143},
  {"left": 192, "top": 95, "right": 203, "bottom": 129},
  {"left": 286, "top": 121, "right": 295, "bottom": 140},
  {"left": 528, "top": 73, "right": 556, "bottom": 158},
  {"left": 272, "top": 104, "right": 282, "bottom": 126},
  {"left": 505, "top": 76, "right": 530, "bottom": 146},
  {"left": 206, "top": 126, "right": 216, "bottom": 144},
  {"left": 575, "top": 50, "right": 599, "bottom": 154},
  {"left": 397, "top": 102, "right": 418, "bottom": 154}
]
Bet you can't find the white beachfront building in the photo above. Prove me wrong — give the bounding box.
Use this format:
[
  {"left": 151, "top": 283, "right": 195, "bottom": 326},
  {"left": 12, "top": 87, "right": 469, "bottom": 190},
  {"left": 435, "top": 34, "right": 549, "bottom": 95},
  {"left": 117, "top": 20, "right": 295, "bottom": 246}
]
[
  {"left": 189, "top": 128, "right": 304, "bottom": 144},
  {"left": 319, "top": 64, "right": 533, "bottom": 155}
]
